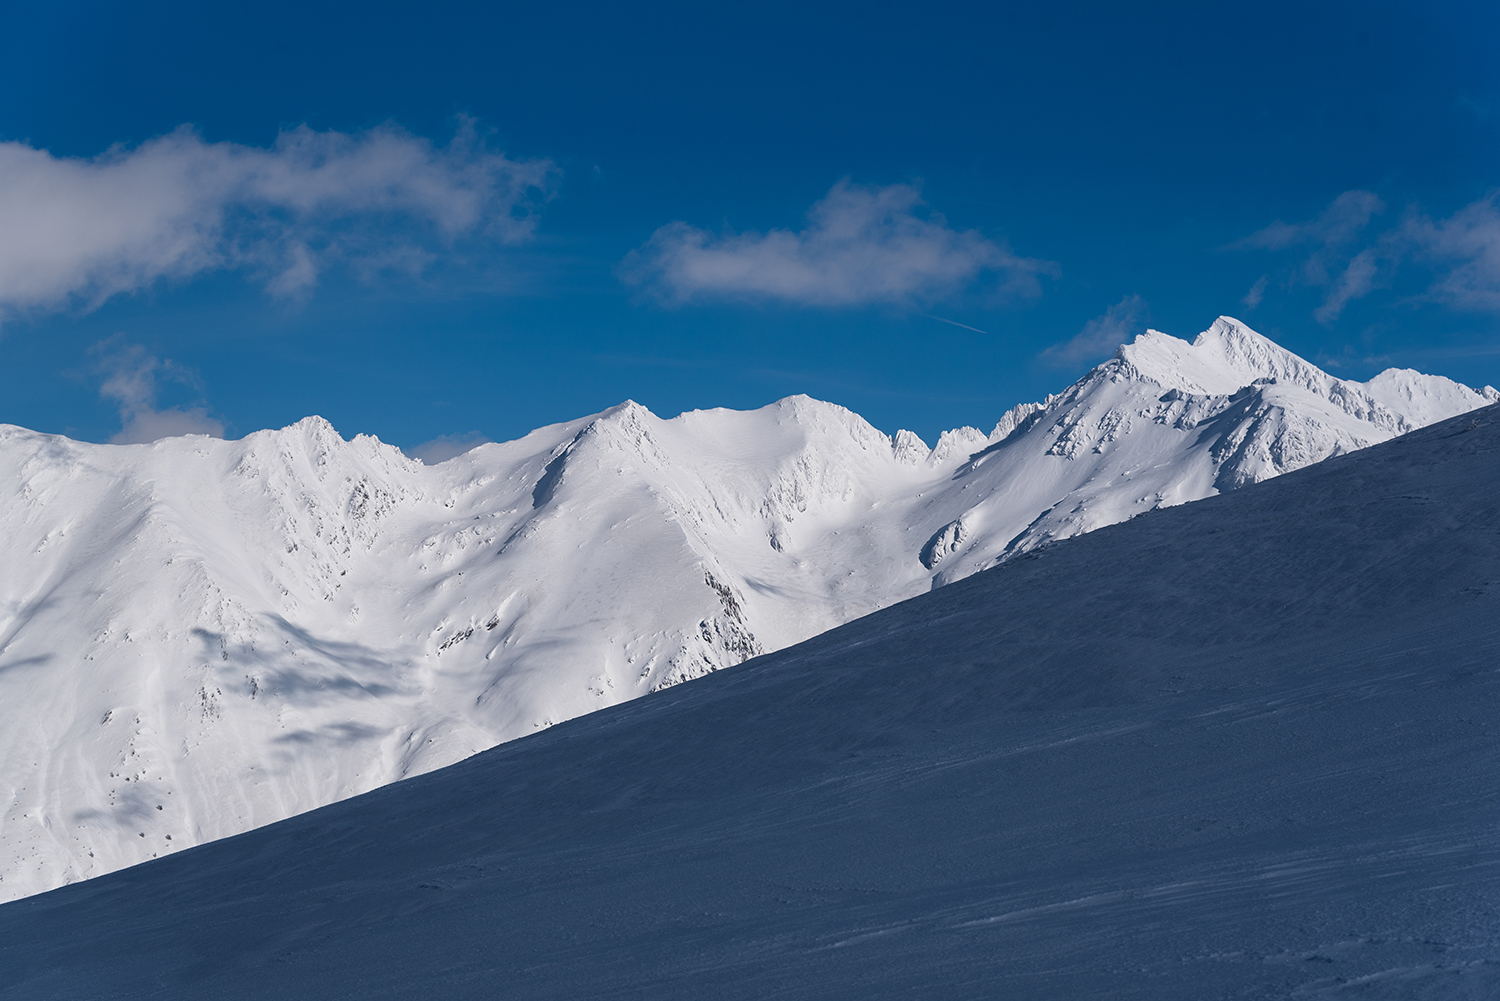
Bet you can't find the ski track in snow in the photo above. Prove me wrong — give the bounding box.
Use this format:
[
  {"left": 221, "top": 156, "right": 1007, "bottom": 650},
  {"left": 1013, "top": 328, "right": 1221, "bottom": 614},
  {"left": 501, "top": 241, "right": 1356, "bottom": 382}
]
[
  {"left": 0, "top": 316, "right": 1496, "bottom": 901},
  {"left": 0, "top": 397, "right": 1497, "bottom": 999}
]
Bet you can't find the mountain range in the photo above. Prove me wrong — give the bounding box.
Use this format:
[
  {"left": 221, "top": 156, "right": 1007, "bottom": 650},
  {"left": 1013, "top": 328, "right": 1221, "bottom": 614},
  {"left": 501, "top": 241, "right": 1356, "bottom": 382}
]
[
  {"left": 3, "top": 386, "right": 1497, "bottom": 999},
  {"left": 2, "top": 316, "right": 1495, "bottom": 900}
]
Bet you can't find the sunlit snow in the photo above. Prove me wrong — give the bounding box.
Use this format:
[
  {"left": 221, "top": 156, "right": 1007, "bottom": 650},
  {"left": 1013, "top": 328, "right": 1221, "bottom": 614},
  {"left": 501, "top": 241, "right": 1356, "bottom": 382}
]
[{"left": 0, "top": 317, "right": 1494, "bottom": 900}]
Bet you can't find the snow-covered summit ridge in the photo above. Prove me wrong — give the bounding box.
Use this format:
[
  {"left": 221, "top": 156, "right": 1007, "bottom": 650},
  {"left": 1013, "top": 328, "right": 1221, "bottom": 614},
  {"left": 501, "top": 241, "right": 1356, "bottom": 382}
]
[
  {"left": 1117, "top": 316, "right": 1334, "bottom": 396},
  {"left": 0, "top": 316, "right": 1493, "bottom": 902},
  {"left": 929, "top": 316, "right": 1497, "bottom": 572},
  {"left": 1112, "top": 316, "right": 1496, "bottom": 437}
]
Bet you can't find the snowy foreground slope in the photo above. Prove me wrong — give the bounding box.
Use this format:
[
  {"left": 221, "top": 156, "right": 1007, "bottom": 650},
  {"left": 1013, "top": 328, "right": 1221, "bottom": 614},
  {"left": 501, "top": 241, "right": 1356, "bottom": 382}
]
[
  {"left": 1, "top": 317, "right": 1494, "bottom": 900},
  {"left": 2, "top": 402, "right": 1498, "bottom": 1000}
]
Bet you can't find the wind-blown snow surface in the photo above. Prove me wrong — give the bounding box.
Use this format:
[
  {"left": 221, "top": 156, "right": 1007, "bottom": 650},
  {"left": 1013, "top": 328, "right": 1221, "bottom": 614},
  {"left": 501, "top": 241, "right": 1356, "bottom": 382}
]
[
  {"left": 1, "top": 316, "right": 1495, "bottom": 900},
  {"left": 2, "top": 402, "right": 1498, "bottom": 1000}
]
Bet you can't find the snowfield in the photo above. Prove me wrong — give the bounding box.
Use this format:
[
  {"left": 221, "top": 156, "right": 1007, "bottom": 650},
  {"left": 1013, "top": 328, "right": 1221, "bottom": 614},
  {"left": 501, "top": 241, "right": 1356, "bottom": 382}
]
[
  {"left": 0, "top": 316, "right": 1494, "bottom": 900},
  {"left": 1, "top": 396, "right": 1497, "bottom": 999}
]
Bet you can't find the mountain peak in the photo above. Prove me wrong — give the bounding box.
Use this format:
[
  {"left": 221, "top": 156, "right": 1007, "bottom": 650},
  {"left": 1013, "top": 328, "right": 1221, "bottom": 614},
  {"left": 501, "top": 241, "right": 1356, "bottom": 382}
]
[
  {"left": 1198, "top": 314, "right": 1271, "bottom": 348},
  {"left": 598, "top": 399, "right": 654, "bottom": 423},
  {"left": 1191, "top": 315, "right": 1287, "bottom": 367},
  {"left": 285, "top": 414, "right": 343, "bottom": 437},
  {"left": 1114, "top": 317, "right": 1329, "bottom": 397},
  {"left": 1192, "top": 315, "right": 1331, "bottom": 388},
  {"left": 1357, "top": 368, "right": 1500, "bottom": 425},
  {"left": 768, "top": 393, "right": 861, "bottom": 423}
]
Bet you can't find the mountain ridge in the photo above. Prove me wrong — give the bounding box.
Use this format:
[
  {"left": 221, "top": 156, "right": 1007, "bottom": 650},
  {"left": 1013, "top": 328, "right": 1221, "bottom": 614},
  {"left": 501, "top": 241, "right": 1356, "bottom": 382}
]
[
  {"left": 3, "top": 398, "right": 1497, "bottom": 999},
  {"left": 0, "top": 316, "right": 1494, "bottom": 900}
]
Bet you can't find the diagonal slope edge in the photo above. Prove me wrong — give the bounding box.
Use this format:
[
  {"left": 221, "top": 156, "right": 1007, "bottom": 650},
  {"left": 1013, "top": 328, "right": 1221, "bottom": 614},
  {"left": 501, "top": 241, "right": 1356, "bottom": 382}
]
[{"left": 1, "top": 404, "right": 1498, "bottom": 1000}]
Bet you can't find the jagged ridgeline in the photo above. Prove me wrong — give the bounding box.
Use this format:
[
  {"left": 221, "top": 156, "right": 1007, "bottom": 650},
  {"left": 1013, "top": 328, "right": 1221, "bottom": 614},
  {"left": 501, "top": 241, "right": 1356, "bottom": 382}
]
[{"left": 1, "top": 317, "right": 1494, "bottom": 900}]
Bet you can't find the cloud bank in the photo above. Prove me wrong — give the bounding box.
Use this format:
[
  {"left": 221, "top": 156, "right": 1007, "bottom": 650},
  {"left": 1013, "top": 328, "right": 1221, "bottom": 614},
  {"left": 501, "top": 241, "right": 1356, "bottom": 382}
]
[
  {"left": 1041, "top": 294, "right": 1148, "bottom": 365},
  {"left": 623, "top": 180, "right": 1054, "bottom": 307},
  {"left": 1239, "top": 189, "right": 1500, "bottom": 322},
  {"left": 0, "top": 121, "right": 558, "bottom": 320}
]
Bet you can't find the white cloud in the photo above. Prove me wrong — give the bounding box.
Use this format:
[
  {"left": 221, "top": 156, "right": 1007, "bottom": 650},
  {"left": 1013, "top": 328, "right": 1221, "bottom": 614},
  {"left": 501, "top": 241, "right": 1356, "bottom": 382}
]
[
  {"left": 1237, "top": 189, "right": 1500, "bottom": 322},
  {"left": 0, "top": 121, "right": 558, "bottom": 320},
  {"left": 1235, "top": 191, "right": 1388, "bottom": 322},
  {"left": 1041, "top": 294, "right": 1147, "bottom": 365},
  {"left": 1313, "top": 247, "right": 1381, "bottom": 324},
  {"left": 93, "top": 339, "right": 224, "bottom": 444},
  {"left": 1241, "top": 275, "right": 1268, "bottom": 310},
  {"left": 1403, "top": 194, "right": 1500, "bottom": 311},
  {"left": 406, "top": 431, "right": 491, "bottom": 464},
  {"left": 621, "top": 180, "right": 1055, "bottom": 307},
  {"left": 1238, "top": 191, "right": 1384, "bottom": 263}
]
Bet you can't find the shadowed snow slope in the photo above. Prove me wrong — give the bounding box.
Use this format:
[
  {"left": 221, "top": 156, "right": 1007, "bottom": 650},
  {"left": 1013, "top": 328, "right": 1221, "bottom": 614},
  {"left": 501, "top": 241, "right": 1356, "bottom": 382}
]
[
  {"left": 1, "top": 403, "right": 1498, "bottom": 1000},
  {"left": 1, "top": 316, "right": 1495, "bottom": 900}
]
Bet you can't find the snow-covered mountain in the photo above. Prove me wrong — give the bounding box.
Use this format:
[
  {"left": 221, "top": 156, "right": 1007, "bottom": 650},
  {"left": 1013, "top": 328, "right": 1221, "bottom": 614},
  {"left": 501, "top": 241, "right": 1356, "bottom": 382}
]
[
  {"left": 1, "top": 316, "right": 1494, "bottom": 900},
  {"left": 4, "top": 399, "right": 1498, "bottom": 1001}
]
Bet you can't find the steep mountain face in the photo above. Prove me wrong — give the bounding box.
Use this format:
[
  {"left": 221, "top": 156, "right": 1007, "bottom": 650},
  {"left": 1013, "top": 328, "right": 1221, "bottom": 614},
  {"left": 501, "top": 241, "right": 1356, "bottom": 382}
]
[
  {"left": 0, "top": 316, "right": 1493, "bottom": 900},
  {"left": 918, "top": 318, "right": 1497, "bottom": 581},
  {"left": 4, "top": 401, "right": 1498, "bottom": 1001}
]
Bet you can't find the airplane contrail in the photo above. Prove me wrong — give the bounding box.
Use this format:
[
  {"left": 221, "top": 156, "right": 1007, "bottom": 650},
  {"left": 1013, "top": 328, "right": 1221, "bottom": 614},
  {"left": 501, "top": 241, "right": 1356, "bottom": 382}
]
[{"left": 922, "top": 314, "right": 988, "bottom": 334}]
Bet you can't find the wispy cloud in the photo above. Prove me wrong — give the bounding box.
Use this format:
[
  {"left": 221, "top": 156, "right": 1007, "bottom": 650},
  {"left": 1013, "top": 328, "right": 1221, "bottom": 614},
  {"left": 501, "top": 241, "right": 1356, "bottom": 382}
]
[
  {"left": 1403, "top": 194, "right": 1500, "bottom": 312},
  {"left": 92, "top": 338, "right": 224, "bottom": 443},
  {"left": 1040, "top": 294, "right": 1147, "bottom": 366},
  {"left": 1233, "top": 190, "right": 1388, "bottom": 323},
  {"left": 1237, "top": 189, "right": 1500, "bottom": 323},
  {"left": 0, "top": 120, "right": 558, "bottom": 321},
  {"left": 621, "top": 180, "right": 1055, "bottom": 307},
  {"left": 1313, "top": 247, "right": 1383, "bottom": 324},
  {"left": 406, "top": 431, "right": 491, "bottom": 464},
  {"left": 1236, "top": 190, "right": 1385, "bottom": 275},
  {"left": 1241, "top": 275, "right": 1268, "bottom": 310}
]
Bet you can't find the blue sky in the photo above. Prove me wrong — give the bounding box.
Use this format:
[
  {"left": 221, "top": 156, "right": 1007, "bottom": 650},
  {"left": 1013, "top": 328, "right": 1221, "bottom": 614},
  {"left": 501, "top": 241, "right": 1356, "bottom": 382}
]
[{"left": 3, "top": 1, "right": 1499, "bottom": 453}]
